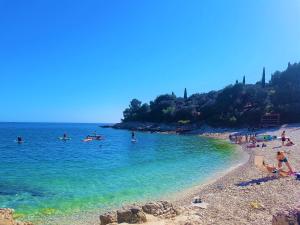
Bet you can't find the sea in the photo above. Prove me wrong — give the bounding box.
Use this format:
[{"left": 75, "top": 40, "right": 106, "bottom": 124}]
[{"left": 0, "top": 122, "right": 245, "bottom": 223}]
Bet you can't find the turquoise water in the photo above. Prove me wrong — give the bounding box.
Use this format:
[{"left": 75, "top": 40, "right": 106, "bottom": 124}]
[{"left": 0, "top": 123, "right": 243, "bottom": 222}]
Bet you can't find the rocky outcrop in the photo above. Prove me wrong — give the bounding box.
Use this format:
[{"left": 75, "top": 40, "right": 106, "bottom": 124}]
[
  {"left": 142, "top": 201, "right": 179, "bottom": 219},
  {"left": 99, "top": 212, "right": 117, "bottom": 225},
  {"left": 272, "top": 208, "right": 300, "bottom": 225},
  {"left": 0, "top": 208, "right": 33, "bottom": 225},
  {"left": 111, "top": 122, "right": 199, "bottom": 134},
  {"left": 117, "top": 207, "right": 147, "bottom": 224}
]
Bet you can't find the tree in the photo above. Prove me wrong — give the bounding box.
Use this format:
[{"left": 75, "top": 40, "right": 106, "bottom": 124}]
[
  {"left": 262, "top": 67, "right": 266, "bottom": 88},
  {"left": 184, "top": 88, "right": 188, "bottom": 100},
  {"left": 243, "top": 76, "right": 245, "bottom": 85},
  {"left": 235, "top": 80, "right": 238, "bottom": 85}
]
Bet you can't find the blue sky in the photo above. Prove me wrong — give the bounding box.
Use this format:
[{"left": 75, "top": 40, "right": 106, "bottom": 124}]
[{"left": 0, "top": 0, "right": 300, "bottom": 123}]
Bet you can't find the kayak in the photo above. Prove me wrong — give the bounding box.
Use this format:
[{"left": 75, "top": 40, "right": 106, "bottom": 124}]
[{"left": 131, "top": 139, "right": 137, "bottom": 143}]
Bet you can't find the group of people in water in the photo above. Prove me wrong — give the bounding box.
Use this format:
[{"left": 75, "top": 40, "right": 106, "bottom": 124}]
[{"left": 16, "top": 131, "right": 137, "bottom": 143}]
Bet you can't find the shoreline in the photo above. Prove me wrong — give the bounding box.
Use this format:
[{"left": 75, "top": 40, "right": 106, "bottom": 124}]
[
  {"left": 4, "top": 124, "right": 300, "bottom": 225},
  {"left": 96, "top": 125, "right": 299, "bottom": 225}
]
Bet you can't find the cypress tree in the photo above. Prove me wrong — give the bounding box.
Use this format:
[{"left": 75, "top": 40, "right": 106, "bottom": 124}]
[
  {"left": 243, "top": 76, "right": 245, "bottom": 85},
  {"left": 184, "top": 88, "right": 188, "bottom": 100},
  {"left": 262, "top": 67, "right": 266, "bottom": 88}
]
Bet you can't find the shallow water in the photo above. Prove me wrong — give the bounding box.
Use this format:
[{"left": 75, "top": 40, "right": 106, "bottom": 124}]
[{"left": 0, "top": 123, "right": 243, "bottom": 222}]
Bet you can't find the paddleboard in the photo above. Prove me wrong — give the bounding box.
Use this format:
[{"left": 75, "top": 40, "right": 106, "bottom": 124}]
[{"left": 58, "top": 137, "right": 71, "bottom": 141}]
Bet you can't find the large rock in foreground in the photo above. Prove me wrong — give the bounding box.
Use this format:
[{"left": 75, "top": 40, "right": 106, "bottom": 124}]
[
  {"left": 117, "top": 207, "right": 147, "bottom": 224},
  {"left": 99, "top": 212, "right": 117, "bottom": 225},
  {"left": 142, "top": 201, "right": 179, "bottom": 219},
  {"left": 272, "top": 208, "right": 300, "bottom": 225},
  {"left": 0, "top": 208, "right": 33, "bottom": 225}
]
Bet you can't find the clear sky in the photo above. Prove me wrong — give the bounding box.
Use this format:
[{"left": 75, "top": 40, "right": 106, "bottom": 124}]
[{"left": 0, "top": 0, "right": 300, "bottom": 123}]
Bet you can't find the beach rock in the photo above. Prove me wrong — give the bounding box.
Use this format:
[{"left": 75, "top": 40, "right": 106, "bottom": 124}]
[
  {"left": 99, "top": 212, "right": 117, "bottom": 225},
  {"left": 142, "top": 201, "right": 179, "bottom": 218},
  {"left": 117, "top": 207, "right": 147, "bottom": 224},
  {"left": 0, "top": 208, "right": 33, "bottom": 225},
  {"left": 0, "top": 208, "right": 14, "bottom": 225},
  {"left": 272, "top": 209, "right": 300, "bottom": 225}
]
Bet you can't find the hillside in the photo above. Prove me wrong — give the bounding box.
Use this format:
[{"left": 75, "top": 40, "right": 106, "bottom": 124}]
[{"left": 121, "top": 62, "right": 300, "bottom": 128}]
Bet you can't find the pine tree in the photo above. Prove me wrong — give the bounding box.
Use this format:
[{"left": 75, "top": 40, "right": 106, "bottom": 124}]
[
  {"left": 262, "top": 67, "right": 266, "bottom": 88},
  {"left": 235, "top": 80, "right": 238, "bottom": 85},
  {"left": 243, "top": 76, "right": 245, "bottom": 85},
  {"left": 184, "top": 88, "right": 187, "bottom": 100}
]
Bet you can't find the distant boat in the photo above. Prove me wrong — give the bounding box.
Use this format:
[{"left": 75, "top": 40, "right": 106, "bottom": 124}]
[{"left": 83, "top": 135, "right": 103, "bottom": 142}]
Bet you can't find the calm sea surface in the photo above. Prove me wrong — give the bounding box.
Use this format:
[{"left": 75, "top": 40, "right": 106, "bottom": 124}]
[{"left": 0, "top": 122, "right": 244, "bottom": 222}]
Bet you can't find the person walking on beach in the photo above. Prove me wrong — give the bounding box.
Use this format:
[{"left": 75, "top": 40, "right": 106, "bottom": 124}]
[
  {"left": 281, "top": 131, "right": 286, "bottom": 146},
  {"left": 277, "top": 151, "right": 294, "bottom": 174}
]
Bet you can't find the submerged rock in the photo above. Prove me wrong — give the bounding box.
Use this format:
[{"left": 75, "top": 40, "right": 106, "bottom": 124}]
[
  {"left": 117, "top": 207, "right": 147, "bottom": 224},
  {"left": 0, "top": 208, "right": 33, "bottom": 225},
  {"left": 272, "top": 208, "right": 300, "bottom": 225},
  {"left": 100, "top": 212, "right": 117, "bottom": 225}
]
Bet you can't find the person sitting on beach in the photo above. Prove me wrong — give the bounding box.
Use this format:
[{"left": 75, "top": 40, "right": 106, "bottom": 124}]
[
  {"left": 285, "top": 138, "right": 295, "bottom": 146},
  {"left": 281, "top": 131, "right": 286, "bottom": 146},
  {"left": 262, "top": 143, "right": 267, "bottom": 148},
  {"left": 277, "top": 151, "right": 294, "bottom": 174}
]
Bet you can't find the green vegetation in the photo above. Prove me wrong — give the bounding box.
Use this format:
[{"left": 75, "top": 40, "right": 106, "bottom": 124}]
[{"left": 122, "top": 62, "right": 300, "bottom": 126}]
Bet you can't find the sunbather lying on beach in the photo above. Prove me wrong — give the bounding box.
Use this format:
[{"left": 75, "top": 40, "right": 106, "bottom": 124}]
[
  {"left": 262, "top": 161, "right": 289, "bottom": 177},
  {"left": 277, "top": 151, "right": 294, "bottom": 174}
]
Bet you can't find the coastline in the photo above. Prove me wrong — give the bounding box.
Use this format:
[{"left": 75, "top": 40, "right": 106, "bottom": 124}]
[
  {"left": 4, "top": 124, "right": 300, "bottom": 225},
  {"left": 96, "top": 124, "right": 300, "bottom": 225}
]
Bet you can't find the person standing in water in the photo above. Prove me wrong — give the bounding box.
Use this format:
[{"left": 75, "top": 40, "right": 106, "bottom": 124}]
[{"left": 132, "top": 131, "right": 135, "bottom": 140}]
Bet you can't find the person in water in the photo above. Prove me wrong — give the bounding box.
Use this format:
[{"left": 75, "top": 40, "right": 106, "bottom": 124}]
[
  {"left": 17, "top": 136, "right": 22, "bottom": 143},
  {"left": 63, "top": 133, "right": 67, "bottom": 138},
  {"left": 132, "top": 131, "right": 135, "bottom": 139},
  {"left": 277, "top": 151, "right": 294, "bottom": 174}
]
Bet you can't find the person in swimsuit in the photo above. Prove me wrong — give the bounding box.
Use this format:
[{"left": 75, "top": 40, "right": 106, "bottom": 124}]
[
  {"left": 277, "top": 151, "right": 294, "bottom": 174},
  {"left": 281, "top": 131, "right": 286, "bottom": 146}
]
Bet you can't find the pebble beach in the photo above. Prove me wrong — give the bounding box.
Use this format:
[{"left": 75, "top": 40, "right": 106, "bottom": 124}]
[{"left": 143, "top": 124, "right": 300, "bottom": 225}]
